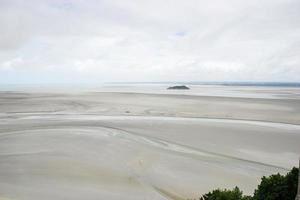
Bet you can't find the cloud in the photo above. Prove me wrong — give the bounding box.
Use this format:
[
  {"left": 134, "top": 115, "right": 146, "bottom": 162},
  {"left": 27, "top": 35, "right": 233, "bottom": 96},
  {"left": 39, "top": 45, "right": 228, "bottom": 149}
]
[{"left": 0, "top": 0, "right": 300, "bottom": 84}]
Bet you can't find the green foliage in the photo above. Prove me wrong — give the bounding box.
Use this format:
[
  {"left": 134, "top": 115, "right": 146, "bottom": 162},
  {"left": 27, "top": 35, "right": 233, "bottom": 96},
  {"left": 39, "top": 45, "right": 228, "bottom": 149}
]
[
  {"left": 199, "top": 186, "right": 250, "bottom": 200},
  {"left": 252, "top": 167, "right": 298, "bottom": 200},
  {"left": 198, "top": 167, "right": 299, "bottom": 200}
]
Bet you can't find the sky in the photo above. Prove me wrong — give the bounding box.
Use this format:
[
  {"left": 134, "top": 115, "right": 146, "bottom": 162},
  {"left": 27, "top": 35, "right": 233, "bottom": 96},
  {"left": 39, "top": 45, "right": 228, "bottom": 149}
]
[{"left": 0, "top": 0, "right": 299, "bottom": 84}]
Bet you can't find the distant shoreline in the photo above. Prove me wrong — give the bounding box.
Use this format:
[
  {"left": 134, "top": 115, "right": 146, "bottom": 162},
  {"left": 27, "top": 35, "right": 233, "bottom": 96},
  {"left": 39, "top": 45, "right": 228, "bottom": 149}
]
[
  {"left": 107, "top": 81, "right": 300, "bottom": 87},
  {"left": 1, "top": 82, "right": 300, "bottom": 88}
]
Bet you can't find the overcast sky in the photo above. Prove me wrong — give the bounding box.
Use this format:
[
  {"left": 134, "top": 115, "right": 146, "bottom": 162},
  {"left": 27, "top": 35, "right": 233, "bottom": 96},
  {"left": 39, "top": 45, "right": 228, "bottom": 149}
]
[{"left": 0, "top": 0, "right": 299, "bottom": 84}]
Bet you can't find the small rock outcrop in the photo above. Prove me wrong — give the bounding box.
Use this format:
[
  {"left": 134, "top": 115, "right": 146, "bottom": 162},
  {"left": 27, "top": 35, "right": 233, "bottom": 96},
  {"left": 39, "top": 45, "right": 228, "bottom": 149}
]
[{"left": 167, "top": 85, "right": 190, "bottom": 90}]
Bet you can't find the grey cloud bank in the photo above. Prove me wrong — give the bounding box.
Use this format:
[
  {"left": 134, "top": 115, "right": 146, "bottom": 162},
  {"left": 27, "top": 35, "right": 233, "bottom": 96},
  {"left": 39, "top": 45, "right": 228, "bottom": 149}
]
[{"left": 0, "top": 0, "right": 299, "bottom": 84}]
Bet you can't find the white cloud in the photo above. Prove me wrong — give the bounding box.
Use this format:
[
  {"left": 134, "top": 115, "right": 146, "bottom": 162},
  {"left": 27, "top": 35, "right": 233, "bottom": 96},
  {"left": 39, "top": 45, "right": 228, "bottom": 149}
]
[
  {"left": 0, "top": 0, "right": 300, "bottom": 83},
  {"left": 0, "top": 57, "right": 24, "bottom": 71}
]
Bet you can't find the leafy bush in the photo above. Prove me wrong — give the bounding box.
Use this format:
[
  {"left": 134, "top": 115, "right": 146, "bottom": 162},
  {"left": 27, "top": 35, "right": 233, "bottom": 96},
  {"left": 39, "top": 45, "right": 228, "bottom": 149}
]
[
  {"left": 198, "top": 167, "right": 298, "bottom": 200},
  {"left": 199, "top": 186, "right": 251, "bottom": 200},
  {"left": 252, "top": 167, "right": 298, "bottom": 200}
]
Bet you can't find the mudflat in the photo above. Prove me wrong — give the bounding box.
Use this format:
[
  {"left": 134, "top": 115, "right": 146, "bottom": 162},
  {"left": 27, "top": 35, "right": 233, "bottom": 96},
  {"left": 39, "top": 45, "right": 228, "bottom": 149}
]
[{"left": 0, "top": 85, "right": 299, "bottom": 200}]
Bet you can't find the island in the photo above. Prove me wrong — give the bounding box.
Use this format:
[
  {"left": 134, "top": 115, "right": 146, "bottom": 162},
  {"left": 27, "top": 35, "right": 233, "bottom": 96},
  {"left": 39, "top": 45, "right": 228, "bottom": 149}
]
[{"left": 167, "top": 85, "right": 190, "bottom": 90}]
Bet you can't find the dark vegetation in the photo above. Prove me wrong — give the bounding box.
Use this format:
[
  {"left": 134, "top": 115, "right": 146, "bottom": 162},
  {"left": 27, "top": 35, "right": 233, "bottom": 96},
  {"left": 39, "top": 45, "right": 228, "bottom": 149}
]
[
  {"left": 167, "top": 85, "right": 190, "bottom": 90},
  {"left": 198, "top": 187, "right": 251, "bottom": 200},
  {"left": 195, "top": 167, "right": 298, "bottom": 200}
]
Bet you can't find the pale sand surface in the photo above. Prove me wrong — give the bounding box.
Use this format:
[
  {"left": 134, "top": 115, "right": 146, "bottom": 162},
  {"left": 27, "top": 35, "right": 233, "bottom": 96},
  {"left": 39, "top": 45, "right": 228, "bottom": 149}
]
[{"left": 0, "top": 86, "right": 300, "bottom": 200}]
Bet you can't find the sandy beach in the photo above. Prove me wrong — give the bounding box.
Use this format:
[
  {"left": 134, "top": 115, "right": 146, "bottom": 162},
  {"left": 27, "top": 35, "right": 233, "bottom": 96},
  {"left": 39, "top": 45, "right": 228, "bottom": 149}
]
[{"left": 0, "top": 85, "right": 300, "bottom": 200}]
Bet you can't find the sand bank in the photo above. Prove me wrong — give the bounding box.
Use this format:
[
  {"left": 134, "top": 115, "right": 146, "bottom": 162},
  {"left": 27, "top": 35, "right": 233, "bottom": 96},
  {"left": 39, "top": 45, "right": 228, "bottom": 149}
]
[{"left": 0, "top": 87, "right": 299, "bottom": 199}]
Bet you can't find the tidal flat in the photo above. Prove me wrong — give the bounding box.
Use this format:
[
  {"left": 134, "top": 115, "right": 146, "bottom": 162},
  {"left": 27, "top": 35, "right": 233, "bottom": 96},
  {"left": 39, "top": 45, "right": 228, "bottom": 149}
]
[{"left": 0, "top": 85, "right": 300, "bottom": 200}]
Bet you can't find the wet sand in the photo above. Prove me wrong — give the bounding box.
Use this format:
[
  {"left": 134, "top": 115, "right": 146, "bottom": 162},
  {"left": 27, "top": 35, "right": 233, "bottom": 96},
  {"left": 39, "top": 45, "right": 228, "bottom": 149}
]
[{"left": 0, "top": 86, "right": 299, "bottom": 200}]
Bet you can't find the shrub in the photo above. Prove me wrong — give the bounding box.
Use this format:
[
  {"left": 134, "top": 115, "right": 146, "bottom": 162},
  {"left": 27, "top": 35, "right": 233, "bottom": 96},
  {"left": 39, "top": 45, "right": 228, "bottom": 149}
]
[
  {"left": 252, "top": 167, "right": 298, "bottom": 200},
  {"left": 199, "top": 186, "right": 250, "bottom": 200},
  {"left": 198, "top": 167, "right": 299, "bottom": 200}
]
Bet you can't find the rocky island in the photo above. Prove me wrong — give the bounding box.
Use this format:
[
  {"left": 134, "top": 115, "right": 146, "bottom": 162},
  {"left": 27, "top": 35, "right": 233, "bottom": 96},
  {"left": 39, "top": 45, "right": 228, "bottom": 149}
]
[{"left": 167, "top": 85, "right": 190, "bottom": 90}]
